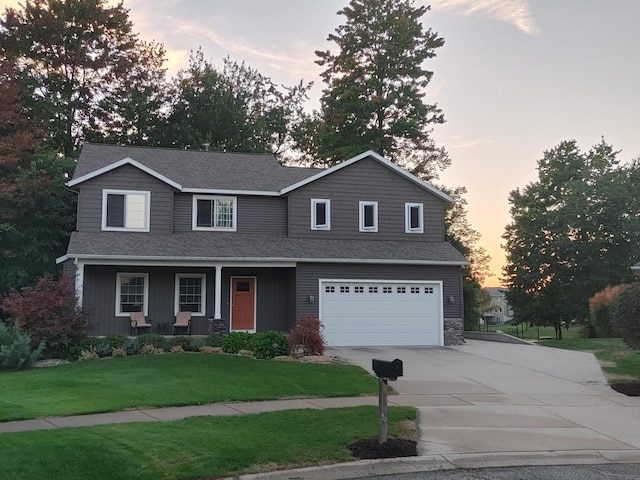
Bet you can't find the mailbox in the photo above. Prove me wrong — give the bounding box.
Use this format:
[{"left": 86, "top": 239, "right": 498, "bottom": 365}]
[{"left": 372, "top": 358, "right": 403, "bottom": 380}]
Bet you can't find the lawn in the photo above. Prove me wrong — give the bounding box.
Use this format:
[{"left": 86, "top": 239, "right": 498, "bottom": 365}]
[
  {"left": 0, "top": 406, "right": 417, "bottom": 480},
  {"left": 0, "top": 353, "right": 378, "bottom": 422},
  {"left": 541, "top": 337, "right": 640, "bottom": 384}
]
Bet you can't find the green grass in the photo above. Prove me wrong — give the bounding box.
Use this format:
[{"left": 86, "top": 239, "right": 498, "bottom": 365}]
[
  {"left": 0, "top": 406, "right": 416, "bottom": 480},
  {"left": 542, "top": 337, "right": 640, "bottom": 384},
  {"left": 0, "top": 354, "right": 378, "bottom": 422}
]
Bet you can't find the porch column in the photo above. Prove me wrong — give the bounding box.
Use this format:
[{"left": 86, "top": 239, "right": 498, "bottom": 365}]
[
  {"left": 75, "top": 260, "right": 84, "bottom": 309},
  {"left": 214, "top": 265, "right": 222, "bottom": 319}
]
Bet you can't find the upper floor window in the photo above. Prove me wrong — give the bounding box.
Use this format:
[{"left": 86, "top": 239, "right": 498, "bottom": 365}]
[
  {"left": 102, "top": 190, "right": 150, "bottom": 232},
  {"left": 175, "top": 274, "right": 206, "bottom": 316},
  {"left": 359, "top": 201, "right": 378, "bottom": 232},
  {"left": 193, "top": 195, "right": 237, "bottom": 231},
  {"left": 405, "top": 203, "right": 424, "bottom": 233},
  {"left": 311, "top": 199, "right": 331, "bottom": 230},
  {"left": 116, "top": 273, "right": 148, "bottom": 316}
]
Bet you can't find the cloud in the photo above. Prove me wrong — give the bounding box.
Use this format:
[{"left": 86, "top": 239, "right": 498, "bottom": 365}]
[{"left": 428, "top": 0, "right": 539, "bottom": 35}]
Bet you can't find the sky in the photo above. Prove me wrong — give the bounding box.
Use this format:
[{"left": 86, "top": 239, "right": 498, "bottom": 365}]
[{"left": 3, "top": 0, "right": 640, "bottom": 286}]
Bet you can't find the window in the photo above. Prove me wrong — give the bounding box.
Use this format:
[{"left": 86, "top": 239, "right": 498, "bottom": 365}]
[
  {"left": 116, "top": 273, "right": 148, "bottom": 316},
  {"left": 175, "top": 274, "right": 206, "bottom": 315},
  {"left": 102, "top": 190, "right": 150, "bottom": 231},
  {"left": 383, "top": 286, "right": 392, "bottom": 294},
  {"left": 405, "top": 203, "right": 424, "bottom": 233},
  {"left": 354, "top": 286, "right": 364, "bottom": 293},
  {"left": 192, "top": 195, "right": 237, "bottom": 231},
  {"left": 369, "top": 286, "right": 378, "bottom": 293},
  {"left": 340, "top": 286, "right": 350, "bottom": 293},
  {"left": 359, "top": 201, "right": 378, "bottom": 232},
  {"left": 311, "top": 199, "right": 331, "bottom": 230},
  {"left": 325, "top": 286, "right": 335, "bottom": 293},
  {"left": 397, "top": 287, "right": 406, "bottom": 294}
]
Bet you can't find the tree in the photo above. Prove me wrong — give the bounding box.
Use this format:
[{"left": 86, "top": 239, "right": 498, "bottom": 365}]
[
  {"left": 159, "top": 51, "right": 311, "bottom": 154},
  {"left": 301, "top": 0, "right": 449, "bottom": 179},
  {"left": 503, "top": 139, "right": 640, "bottom": 339},
  {"left": 1, "top": 0, "right": 164, "bottom": 156}
]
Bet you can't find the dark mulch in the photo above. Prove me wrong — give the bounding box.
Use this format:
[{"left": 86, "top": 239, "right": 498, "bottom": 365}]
[
  {"left": 348, "top": 438, "right": 417, "bottom": 459},
  {"left": 611, "top": 383, "right": 640, "bottom": 396}
]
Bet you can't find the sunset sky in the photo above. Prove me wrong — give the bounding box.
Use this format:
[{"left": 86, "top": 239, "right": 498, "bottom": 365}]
[{"left": 3, "top": 0, "right": 639, "bottom": 285}]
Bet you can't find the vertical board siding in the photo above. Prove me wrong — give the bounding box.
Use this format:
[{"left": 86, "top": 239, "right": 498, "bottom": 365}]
[
  {"left": 173, "top": 194, "right": 287, "bottom": 235},
  {"left": 288, "top": 158, "right": 445, "bottom": 242},
  {"left": 83, "top": 265, "right": 295, "bottom": 335},
  {"left": 77, "top": 164, "right": 175, "bottom": 234},
  {"left": 296, "top": 263, "right": 463, "bottom": 319}
]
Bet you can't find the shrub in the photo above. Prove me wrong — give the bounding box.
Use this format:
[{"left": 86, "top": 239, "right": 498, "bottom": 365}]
[
  {"left": 170, "top": 345, "right": 184, "bottom": 354},
  {"left": 288, "top": 315, "right": 325, "bottom": 356},
  {"left": 64, "top": 337, "right": 104, "bottom": 361},
  {"left": 123, "top": 337, "right": 140, "bottom": 356},
  {"left": 111, "top": 347, "right": 127, "bottom": 358},
  {"left": 587, "top": 285, "right": 628, "bottom": 338},
  {"left": 139, "top": 343, "right": 164, "bottom": 355},
  {"left": 78, "top": 349, "right": 99, "bottom": 361},
  {"left": 222, "top": 331, "right": 253, "bottom": 354},
  {"left": 0, "top": 322, "right": 43, "bottom": 370},
  {"left": 104, "top": 334, "right": 128, "bottom": 349},
  {"left": 251, "top": 331, "right": 288, "bottom": 359},
  {"left": 0, "top": 274, "right": 87, "bottom": 358},
  {"left": 136, "top": 334, "right": 169, "bottom": 351},
  {"left": 171, "top": 336, "right": 193, "bottom": 351},
  {"left": 612, "top": 282, "right": 640, "bottom": 349},
  {"left": 199, "top": 345, "right": 221, "bottom": 354},
  {"left": 205, "top": 335, "right": 224, "bottom": 347}
]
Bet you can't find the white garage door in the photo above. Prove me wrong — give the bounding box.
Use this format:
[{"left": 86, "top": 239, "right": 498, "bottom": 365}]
[{"left": 319, "top": 280, "right": 443, "bottom": 347}]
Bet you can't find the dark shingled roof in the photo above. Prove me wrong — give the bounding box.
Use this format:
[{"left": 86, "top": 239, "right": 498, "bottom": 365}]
[
  {"left": 65, "top": 232, "right": 468, "bottom": 265},
  {"left": 72, "top": 143, "right": 321, "bottom": 192}
]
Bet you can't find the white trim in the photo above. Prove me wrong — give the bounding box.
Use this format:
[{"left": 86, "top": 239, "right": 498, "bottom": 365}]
[
  {"left": 115, "top": 272, "right": 149, "bottom": 317},
  {"left": 56, "top": 254, "right": 69, "bottom": 264},
  {"left": 280, "top": 150, "right": 454, "bottom": 203},
  {"left": 311, "top": 198, "right": 331, "bottom": 230},
  {"left": 175, "top": 274, "right": 207, "bottom": 316},
  {"left": 68, "top": 157, "right": 182, "bottom": 190},
  {"left": 214, "top": 265, "right": 223, "bottom": 319},
  {"left": 318, "top": 278, "right": 444, "bottom": 346},
  {"left": 192, "top": 194, "right": 237, "bottom": 232},
  {"left": 359, "top": 201, "right": 378, "bottom": 232},
  {"left": 405, "top": 203, "right": 424, "bottom": 234},
  {"left": 230, "top": 276, "right": 257, "bottom": 333},
  {"left": 183, "top": 188, "right": 280, "bottom": 196},
  {"left": 102, "top": 189, "right": 151, "bottom": 232},
  {"left": 61, "top": 255, "right": 468, "bottom": 267},
  {"left": 74, "top": 260, "right": 84, "bottom": 308}
]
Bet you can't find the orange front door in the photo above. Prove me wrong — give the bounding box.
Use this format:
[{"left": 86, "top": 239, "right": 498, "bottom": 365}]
[{"left": 231, "top": 277, "right": 255, "bottom": 331}]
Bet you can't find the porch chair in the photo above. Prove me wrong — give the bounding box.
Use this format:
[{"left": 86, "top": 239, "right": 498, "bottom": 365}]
[
  {"left": 173, "top": 311, "right": 192, "bottom": 335},
  {"left": 130, "top": 312, "right": 152, "bottom": 335}
]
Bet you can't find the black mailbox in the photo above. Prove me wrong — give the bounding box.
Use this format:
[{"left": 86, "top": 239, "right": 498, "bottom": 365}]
[{"left": 372, "top": 358, "right": 403, "bottom": 380}]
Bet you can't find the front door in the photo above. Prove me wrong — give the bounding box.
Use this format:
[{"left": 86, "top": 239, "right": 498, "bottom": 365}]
[{"left": 231, "top": 277, "right": 256, "bottom": 331}]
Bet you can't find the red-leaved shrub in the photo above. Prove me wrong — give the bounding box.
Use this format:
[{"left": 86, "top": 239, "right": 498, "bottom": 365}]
[
  {"left": 288, "top": 314, "right": 325, "bottom": 356},
  {"left": 1, "top": 274, "right": 87, "bottom": 357}
]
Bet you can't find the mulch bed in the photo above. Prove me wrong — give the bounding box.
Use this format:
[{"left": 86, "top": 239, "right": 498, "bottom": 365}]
[
  {"left": 611, "top": 383, "right": 640, "bottom": 396},
  {"left": 348, "top": 438, "right": 417, "bottom": 459}
]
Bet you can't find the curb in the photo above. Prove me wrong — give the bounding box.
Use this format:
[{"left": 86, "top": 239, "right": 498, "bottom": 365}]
[{"left": 225, "top": 450, "right": 640, "bottom": 480}]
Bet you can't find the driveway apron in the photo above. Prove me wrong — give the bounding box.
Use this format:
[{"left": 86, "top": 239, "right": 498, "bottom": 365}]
[{"left": 328, "top": 340, "right": 640, "bottom": 457}]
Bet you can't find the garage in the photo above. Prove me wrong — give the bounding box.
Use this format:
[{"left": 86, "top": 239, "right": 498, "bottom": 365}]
[{"left": 319, "top": 279, "right": 443, "bottom": 346}]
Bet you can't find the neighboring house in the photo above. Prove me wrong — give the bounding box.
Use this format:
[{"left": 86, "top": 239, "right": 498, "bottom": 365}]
[
  {"left": 482, "top": 287, "right": 513, "bottom": 325},
  {"left": 632, "top": 262, "right": 640, "bottom": 275},
  {"left": 57, "top": 144, "right": 468, "bottom": 346}
]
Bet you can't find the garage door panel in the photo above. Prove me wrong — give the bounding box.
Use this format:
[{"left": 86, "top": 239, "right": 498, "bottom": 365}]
[{"left": 320, "top": 280, "right": 442, "bottom": 347}]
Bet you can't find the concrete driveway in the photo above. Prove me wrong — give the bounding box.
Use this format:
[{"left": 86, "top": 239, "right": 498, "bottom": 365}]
[{"left": 329, "top": 340, "right": 640, "bottom": 460}]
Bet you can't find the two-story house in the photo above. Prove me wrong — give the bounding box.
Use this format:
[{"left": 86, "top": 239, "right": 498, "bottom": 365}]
[{"left": 57, "top": 144, "right": 468, "bottom": 346}]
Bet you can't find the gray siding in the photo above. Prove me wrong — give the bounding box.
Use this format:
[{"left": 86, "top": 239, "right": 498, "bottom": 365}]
[
  {"left": 82, "top": 265, "right": 295, "bottom": 335},
  {"left": 288, "top": 158, "right": 445, "bottom": 242},
  {"left": 295, "top": 263, "right": 463, "bottom": 319},
  {"left": 77, "top": 164, "right": 175, "bottom": 234},
  {"left": 173, "top": 194, "right": 287, "bottom": 235}
]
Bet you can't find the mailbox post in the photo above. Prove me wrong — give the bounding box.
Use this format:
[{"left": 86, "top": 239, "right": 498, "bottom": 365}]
[{"left": 372, "top": 358, "right": 403, "bottom": 444}]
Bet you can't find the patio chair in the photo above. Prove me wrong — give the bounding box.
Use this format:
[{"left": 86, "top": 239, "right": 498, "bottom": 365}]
[
  {"left": 173, "top": 311, "right": 192, "bottom": 335},
  {"left": 130, "top": 312, "right": 152, "bottom": 335}
]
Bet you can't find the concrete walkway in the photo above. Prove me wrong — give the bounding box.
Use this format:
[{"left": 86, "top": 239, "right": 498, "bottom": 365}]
[{"left": 2, "top": 340, "right": 640, "bottom": 479}]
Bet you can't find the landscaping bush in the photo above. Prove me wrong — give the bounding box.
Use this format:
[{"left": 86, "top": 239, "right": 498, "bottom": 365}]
[
  {"left": 103, "top": 334, "right": 128, "bottom": 349},
  {"left": 0, "top": 274, "right": 87, "bottom": 358},
  {"left": 205, "top": 335, "right": 224, "bottom": 347},
  {"left": 0, "top": 322, "right": 43, "bottom": 370},
  {"left": 123, "top": 337, "right": 140, "bottom": 356},
  {"left": 222, "top": 331, "right": 253, "bottom": 353},
  {"left": 64, "top": 337, "right": 105, "bottom": 361},
  {"left": 587, "top": 285, "right": 628, "bottom": 338},
  {"left": 171, "top": 336, "right": 194, "bottom": 351},
  {"left": 288, "top": 315, "right": 325, "bottom": 356},
  {"left": 612, "top": 282, "right": 640, "bottom": 349},
  {"left": 251, "top": 331, "right": 289, "bottom": 359},
  {"left": 136, "top": 334, "right": 169, "bottom": 351}
]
